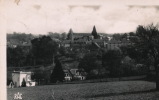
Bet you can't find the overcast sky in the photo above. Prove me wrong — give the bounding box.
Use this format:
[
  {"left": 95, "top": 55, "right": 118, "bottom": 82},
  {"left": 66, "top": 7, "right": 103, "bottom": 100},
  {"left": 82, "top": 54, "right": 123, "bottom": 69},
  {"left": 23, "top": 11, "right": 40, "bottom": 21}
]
[{"left": 5, "top": 0, "right": 159, "bottom": 34}]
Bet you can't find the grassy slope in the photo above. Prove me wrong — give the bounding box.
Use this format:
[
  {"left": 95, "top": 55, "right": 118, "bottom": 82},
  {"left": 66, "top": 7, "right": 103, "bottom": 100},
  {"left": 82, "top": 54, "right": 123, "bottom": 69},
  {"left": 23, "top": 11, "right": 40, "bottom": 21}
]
[{"left": 7, "top": 81, "right": 159, "bottom": 100}]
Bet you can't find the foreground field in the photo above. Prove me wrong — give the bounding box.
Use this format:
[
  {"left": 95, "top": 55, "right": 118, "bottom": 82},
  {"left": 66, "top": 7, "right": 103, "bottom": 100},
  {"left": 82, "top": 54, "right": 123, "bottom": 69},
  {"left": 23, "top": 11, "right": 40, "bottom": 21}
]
[{"left": 7, "top": 81, "right": 159, "bottom": 100}]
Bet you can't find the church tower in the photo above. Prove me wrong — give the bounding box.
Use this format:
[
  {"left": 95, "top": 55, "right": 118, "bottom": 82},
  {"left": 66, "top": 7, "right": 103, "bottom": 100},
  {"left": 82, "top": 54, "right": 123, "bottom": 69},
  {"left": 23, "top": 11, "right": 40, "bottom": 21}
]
[
  {"left": 67, "top": 28, "right": 74, "bottom": 41},
  {"left": 92, "top": 25, "right": 98, "bottom": 39}
]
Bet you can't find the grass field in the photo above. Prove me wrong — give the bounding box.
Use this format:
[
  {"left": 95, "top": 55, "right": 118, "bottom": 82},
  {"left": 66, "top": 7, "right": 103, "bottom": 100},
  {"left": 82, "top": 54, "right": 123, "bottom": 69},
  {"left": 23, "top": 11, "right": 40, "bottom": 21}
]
[{"left": 7, "top": 81, "right": 159, "bottom": 100}]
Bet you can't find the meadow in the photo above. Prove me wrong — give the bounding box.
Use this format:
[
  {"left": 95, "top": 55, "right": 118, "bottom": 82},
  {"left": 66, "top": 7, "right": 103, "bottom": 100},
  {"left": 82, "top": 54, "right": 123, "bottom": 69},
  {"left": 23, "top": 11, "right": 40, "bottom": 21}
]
[{"left": 7, "top": 81, "right": 159, "bottom": 100}]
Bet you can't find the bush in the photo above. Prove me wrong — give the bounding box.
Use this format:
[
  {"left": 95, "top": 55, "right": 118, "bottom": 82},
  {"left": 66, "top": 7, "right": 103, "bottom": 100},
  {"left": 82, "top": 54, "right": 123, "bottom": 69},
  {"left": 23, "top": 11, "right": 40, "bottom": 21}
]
[{"left": 21, "top": 78, "right": 26, "bottom": 87}]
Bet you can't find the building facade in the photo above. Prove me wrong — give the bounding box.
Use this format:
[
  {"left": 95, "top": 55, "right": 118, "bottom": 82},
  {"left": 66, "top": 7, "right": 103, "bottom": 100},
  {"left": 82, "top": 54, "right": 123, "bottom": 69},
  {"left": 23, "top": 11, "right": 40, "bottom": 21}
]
[{"left": 12, "top": 71, "right": 36, "bottom": 87}]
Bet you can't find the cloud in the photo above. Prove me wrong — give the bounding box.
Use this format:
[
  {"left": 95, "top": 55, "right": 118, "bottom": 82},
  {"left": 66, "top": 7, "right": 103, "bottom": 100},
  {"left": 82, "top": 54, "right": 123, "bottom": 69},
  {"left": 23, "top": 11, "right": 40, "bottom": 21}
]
[
  {"left": 106, "top": 21, "right": 137, "bottom": 33},
  {"left": 5, "top": 0, "right": 159, "bottom": 34}
]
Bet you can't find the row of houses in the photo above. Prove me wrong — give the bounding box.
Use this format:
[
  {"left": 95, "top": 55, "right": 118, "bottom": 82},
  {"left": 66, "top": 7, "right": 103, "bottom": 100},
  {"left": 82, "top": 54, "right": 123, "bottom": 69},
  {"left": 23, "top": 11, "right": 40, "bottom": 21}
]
[
  {"left": 8, "top": 68, "right": 87, "bottom": 88},
  {"left": 61, "top": 38, "right": 132, "bottom": 50},
  {"left": 7, "top": 30, "right": 132, "bottom": 52},
  {"left": 61, "top": 27, "right": 132, "bottom": 50},
  {"left": 7, "top": 37, "right": 131, "bottom": 52},
  {"left": 64, "top": 69, "right": 87, "bottom": 81}
]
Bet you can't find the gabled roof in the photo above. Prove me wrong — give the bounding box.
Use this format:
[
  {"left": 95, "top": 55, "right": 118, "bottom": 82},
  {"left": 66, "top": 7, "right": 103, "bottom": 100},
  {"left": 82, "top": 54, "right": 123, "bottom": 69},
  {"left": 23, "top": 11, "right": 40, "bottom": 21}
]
[
  {"left": 63, "top": 70, "right": 73, "bottom": 77},
  {"left": 12, "top": 71, "right": 33, "bottom": 74},
  {"left": 70, "top": 69, "right": 78, "bottom": 75},
  {"left": 69, "top": 69, "right": 87, "bottom": 76}
]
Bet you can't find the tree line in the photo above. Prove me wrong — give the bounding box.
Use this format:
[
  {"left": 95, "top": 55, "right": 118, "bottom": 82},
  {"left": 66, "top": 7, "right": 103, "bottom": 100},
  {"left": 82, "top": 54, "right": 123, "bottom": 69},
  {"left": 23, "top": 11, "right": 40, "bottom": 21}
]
[{"left": 7, "top": 36, "right": 59, "bottom": 67}]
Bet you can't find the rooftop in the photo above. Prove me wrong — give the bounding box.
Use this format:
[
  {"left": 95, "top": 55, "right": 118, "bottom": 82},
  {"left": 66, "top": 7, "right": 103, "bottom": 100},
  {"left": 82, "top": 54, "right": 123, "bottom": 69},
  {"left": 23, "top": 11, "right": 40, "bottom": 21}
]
[{"left": 12, "top": 71, "right": 33, "bottom": 74}]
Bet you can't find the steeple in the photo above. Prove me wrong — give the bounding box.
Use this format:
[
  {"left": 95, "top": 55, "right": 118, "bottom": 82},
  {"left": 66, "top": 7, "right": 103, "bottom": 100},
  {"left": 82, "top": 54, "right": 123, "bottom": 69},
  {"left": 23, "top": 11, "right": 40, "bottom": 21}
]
[
  {"left": 68, "top": 28, "right": 73, "bottom": 34},
  {"left": 92, "top": 25, "right": 98, "bottom": 39},
  {"left": 67, "top": 28, "right": 74, "bottom": 41}
]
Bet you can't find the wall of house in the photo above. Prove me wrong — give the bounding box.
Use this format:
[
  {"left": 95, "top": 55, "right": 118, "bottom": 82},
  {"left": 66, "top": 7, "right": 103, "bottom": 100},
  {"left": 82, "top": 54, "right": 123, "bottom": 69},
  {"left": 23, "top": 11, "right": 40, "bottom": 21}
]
[
  {"left": 12, "top": 73, "right": 20, "bottom": 87},
  {"left": 19, "top": 73, "right": 27, "bottom": 86},
  {"left": 64, "top": 76, "right": 72, "bottom": 81}
]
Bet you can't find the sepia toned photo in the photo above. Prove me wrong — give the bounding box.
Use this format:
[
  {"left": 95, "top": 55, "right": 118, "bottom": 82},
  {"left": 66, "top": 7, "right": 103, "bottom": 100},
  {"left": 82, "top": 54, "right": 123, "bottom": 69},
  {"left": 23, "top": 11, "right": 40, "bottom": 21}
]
[{"left": 3, "top": 0, "right": 159, "bottom": 100}]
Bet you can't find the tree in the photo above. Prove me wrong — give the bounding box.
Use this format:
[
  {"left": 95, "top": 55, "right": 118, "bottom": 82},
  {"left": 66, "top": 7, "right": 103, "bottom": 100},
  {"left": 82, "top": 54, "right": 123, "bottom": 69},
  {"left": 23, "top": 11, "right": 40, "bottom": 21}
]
[
  {"left": 50, "top": 57, "right": 65, "bottom": 83},
  {"left": 102, "top": 50, "right": 123, "bottom": 77},
  {"left": 32, "top": 68, "right": 45, "bottom": 85},
  {"left": 31, "top": 36, "right": 59, "bottom": 65},
  {"left": 112, "top": 34, "right": 122, "bottom": 40},
  {"left": 112, "top": 33, "right": 128, "bottom": 41},
  {"left": 78, "top": 53, "right": 100, "bottom": 76},
  {"left": 120, "top": 45, "right": 142, "bottom": 62},
  {"left": 61, "top": 32, "right": 67, "bottom": 40},
  {"left": 121, "top": 33, "right": 128, "bottom": 39},
  {"left": 21, "top": 78, "right": 26, "bottom": 87},
  {"left": 48, "top": 32, "right": 61, "bottom": 39},
  {"left": 7, "top": 46, "right": 27, "bottom": 67},
  {"left": 133, "top": 24, "right": 159, "bottom": 90},
  {"left": 67, "top": 28, "right": 74, "bottom": 41},
  {"left": 59, "top": 46, "right": 67, "bottom": 56},
  {"left": 92, "top": 26, "right": 99, "bottom": 39}
]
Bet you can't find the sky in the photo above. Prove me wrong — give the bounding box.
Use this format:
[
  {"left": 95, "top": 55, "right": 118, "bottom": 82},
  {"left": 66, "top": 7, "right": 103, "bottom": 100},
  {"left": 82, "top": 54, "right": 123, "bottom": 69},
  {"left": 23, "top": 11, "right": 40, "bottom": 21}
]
[{"left": 5, "top": 0, "right": 159, "bottom": 34}]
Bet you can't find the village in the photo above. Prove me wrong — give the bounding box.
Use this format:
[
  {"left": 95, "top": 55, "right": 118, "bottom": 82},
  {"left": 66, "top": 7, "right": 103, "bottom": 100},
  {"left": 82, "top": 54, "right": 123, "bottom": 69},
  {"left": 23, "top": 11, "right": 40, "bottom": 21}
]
[{"left": 7, "top": 26, "right": 134, "bottom": 88}]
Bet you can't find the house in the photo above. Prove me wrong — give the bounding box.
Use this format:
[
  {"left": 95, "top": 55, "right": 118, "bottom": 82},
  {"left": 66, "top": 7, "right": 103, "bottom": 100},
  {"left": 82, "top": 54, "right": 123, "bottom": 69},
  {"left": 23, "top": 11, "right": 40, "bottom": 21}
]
[
  {"left": 12, "top": 71, "right": 36, "bottom": 87},
  {"left": 63, "top": 70, "right": 73, "bottom": 81},
  {"left": 107, "top": 39, "right": 121, "bottom": 50},
  {"left": 70, "top": 69, "right": 87, "bottom": 80},
  {"left": 63, "top": 69, "right": 87, "bottom": 81},
  {"left": 61, "top": 40, "right": 72, "bottom": 47},
  {"left": 106, "top": 39, "right": 131, "bottom": 50}
]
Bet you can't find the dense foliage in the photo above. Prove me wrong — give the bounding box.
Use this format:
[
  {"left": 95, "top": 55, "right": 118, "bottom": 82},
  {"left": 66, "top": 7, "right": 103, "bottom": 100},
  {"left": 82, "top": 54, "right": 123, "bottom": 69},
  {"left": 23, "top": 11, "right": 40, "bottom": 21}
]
[
  {"left": 131, "top": 24, "right": 159, "bottom": 90},
  {"left": 7, "top": 35, "right": 59, "bottom": 67},
  {"left": 7, "top": 46, "right": 27, "bottom": 67},
  {"left": 31, "top": 36, "right": 59, "bottom": 65},
  {"left": 78, "top": 53, "right": 100, "bottom": 74},
  {"left": 102, "top": 50, "right": 123, "bottom": 77}
]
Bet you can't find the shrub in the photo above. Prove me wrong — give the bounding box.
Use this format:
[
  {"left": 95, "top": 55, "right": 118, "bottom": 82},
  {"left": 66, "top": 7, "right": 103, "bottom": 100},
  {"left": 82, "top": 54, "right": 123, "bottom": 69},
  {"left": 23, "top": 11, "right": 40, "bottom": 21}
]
[{"left": 21, "top": 78, "right": 26, "bottom": 87}]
